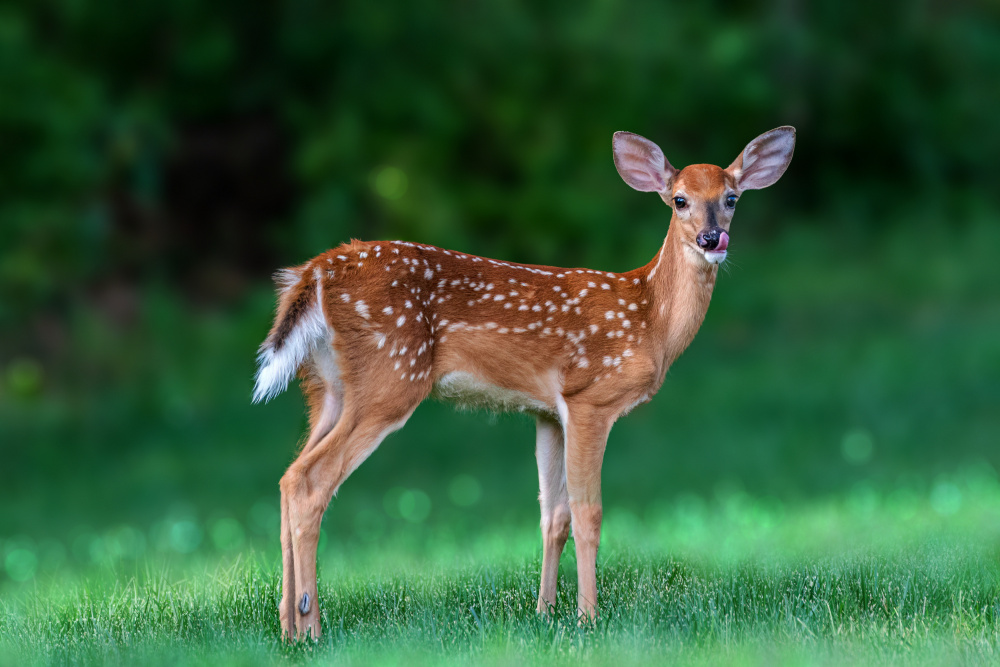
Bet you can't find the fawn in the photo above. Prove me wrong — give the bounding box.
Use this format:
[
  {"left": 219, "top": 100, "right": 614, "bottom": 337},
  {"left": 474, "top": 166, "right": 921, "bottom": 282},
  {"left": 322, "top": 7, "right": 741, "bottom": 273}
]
[{"left": 253, "top": 127, "right": 796, "bottom": 639}]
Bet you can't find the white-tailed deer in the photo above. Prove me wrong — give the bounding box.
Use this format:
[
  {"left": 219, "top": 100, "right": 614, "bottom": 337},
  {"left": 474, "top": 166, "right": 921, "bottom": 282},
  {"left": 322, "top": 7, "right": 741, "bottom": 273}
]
[{"left": 253, "top": 127, "right": 795, "bottom": 639}]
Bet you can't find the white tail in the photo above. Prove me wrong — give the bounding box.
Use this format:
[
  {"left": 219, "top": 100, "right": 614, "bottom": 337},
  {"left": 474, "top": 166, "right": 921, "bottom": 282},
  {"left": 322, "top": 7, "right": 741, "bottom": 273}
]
[
  {"left": 257, "top": 127, "right": 796, "bottom": 640},
  {"left": 253, "top": 268, "right": 331, "bottom": 404}
]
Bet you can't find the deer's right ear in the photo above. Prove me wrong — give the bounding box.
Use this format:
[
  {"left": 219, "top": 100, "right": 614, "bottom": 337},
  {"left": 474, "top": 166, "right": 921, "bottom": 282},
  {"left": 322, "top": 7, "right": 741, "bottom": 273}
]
[{"left": 613, "top": 132, "right": 676, "bottom": 193}]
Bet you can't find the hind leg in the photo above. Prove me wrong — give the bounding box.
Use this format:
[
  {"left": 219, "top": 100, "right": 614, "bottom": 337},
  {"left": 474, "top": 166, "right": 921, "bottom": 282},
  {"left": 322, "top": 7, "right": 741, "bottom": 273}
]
[
  {"left": 279, "top": 393, "right": 420, "bottom": 640},
  {"left": 279, "top": 382, "right": 342, "bottom": 636}
]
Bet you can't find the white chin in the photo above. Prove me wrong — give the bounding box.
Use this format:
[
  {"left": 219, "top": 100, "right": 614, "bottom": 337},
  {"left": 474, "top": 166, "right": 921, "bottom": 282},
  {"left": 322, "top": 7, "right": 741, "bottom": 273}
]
[{"left": 704, "top": 250, "right": 727, "bottom": 265}]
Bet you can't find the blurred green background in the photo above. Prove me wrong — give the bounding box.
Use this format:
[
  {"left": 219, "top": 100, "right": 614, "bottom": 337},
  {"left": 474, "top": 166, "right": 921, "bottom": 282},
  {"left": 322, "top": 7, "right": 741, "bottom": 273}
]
[{"left": 1, "top": 0, "right": 998, "bottom": 584}]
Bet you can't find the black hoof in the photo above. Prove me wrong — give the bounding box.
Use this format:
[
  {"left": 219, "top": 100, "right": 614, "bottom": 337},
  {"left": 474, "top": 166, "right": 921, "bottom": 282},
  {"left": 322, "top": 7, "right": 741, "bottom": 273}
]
[{"left": 299, "top": 592, "right": 310, "bottom": 615}]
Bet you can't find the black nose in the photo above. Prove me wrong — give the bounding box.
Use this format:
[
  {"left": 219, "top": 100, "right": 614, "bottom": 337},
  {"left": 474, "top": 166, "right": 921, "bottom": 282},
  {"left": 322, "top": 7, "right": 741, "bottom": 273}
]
[{"left": 697, "top": 229, "right": 720, "bottom": 250}]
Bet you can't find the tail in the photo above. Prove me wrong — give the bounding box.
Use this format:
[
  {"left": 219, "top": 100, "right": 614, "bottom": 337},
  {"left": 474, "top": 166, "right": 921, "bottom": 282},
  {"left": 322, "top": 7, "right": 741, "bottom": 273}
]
[{"left": 253, "top": 266, "right": 329, "bottom": 403}]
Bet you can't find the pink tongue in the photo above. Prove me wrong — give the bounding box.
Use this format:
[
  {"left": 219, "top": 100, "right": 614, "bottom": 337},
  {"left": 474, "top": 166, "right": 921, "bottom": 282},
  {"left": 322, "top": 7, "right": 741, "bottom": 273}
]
[{"left": 716, "top": 231, "right": 729, "bottom": 251}]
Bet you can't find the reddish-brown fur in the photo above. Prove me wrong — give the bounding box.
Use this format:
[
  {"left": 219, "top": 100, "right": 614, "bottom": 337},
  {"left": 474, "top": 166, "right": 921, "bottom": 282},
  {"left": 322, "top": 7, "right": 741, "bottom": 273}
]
[{"left": 257, "top": 127, "right": 795, "bottom": 639}]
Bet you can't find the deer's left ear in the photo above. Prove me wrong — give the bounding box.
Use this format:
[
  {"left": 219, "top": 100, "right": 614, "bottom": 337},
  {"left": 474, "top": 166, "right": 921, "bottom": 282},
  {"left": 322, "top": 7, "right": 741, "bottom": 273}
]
[{"left": 727, "top": 126, "right": 796, "bottom": 191}]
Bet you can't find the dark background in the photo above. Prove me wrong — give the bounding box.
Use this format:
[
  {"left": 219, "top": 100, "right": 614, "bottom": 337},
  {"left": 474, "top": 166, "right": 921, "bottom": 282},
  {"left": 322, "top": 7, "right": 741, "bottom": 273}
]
[{"left": 1, "top": 0, "right": 998, "bottom": 573}]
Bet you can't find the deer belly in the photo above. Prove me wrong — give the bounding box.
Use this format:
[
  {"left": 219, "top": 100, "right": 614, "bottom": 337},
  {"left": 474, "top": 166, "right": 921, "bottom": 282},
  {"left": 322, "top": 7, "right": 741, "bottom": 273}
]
[{"left": 432, "top": 371, "right": 555, "bottom": 416}]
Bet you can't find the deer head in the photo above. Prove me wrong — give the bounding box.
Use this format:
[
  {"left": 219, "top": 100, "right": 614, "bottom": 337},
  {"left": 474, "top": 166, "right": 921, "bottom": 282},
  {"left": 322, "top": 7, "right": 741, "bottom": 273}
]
[{"left": 613, "top": 127, "right": 796, "bottom": 265}]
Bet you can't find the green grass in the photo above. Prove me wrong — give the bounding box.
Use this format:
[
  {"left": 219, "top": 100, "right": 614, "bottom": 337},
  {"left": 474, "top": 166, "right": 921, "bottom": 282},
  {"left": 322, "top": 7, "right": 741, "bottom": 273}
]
[{"left": 4, "top": 476, "right": 1000, "bottom": 666}]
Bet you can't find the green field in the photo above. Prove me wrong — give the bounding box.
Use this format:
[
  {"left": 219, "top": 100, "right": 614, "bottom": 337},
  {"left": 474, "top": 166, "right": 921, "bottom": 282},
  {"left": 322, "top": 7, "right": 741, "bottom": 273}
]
[{"left": 4, "top": 484, "right": 1000, "bottom": 666}]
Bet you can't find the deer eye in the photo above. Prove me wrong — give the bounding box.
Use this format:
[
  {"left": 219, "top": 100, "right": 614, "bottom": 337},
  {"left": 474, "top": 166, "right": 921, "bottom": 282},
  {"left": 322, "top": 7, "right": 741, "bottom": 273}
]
[
  {"left": 725, "top": 195, "right": 738, "bottom": 209},
  {"left": 672, "top": 197, "right": 687, "bottom": 210}
]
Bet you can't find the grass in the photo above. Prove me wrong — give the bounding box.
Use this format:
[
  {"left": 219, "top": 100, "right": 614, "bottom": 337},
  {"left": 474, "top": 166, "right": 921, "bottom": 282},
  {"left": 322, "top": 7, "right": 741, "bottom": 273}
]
[{"left": 4, "top": 474, "right": 1000, "bottom": 666}]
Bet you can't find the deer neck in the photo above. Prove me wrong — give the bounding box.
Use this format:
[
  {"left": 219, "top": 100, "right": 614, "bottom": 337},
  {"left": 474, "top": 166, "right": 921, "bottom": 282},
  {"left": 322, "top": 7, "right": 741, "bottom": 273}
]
[{"left": 643, "top": 225, "right": 718, "bottom": 380}]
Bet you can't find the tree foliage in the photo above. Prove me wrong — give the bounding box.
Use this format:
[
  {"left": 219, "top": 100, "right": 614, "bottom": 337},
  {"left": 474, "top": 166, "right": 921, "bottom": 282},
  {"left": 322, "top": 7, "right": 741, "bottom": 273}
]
[{"left": 2, "top": 0, "right": 998, "bottom": 330}]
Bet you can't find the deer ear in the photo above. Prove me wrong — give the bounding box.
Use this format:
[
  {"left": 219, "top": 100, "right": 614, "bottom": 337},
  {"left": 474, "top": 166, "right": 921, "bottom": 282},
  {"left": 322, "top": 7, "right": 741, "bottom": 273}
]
[
  {"left": 613, "top": 131, "right": 676, "bottom": 193},
  {"left": 728, "top": 126, "right": 796, "bottom": 191}
]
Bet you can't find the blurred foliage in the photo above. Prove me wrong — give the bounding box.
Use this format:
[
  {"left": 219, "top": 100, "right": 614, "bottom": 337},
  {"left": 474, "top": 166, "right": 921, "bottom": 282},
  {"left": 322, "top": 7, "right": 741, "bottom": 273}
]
[
  {"left": 2, "top": 0, "right": 999, "bottom": 328},
  {"left": 1, "top": 1, "right": 999, "bottom": 558}
]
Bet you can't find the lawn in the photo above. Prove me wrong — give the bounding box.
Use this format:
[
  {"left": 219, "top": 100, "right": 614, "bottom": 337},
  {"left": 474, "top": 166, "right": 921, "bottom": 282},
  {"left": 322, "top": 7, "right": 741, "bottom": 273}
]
[{"left": 3, "top": 478, "right": 1000, "bottom": 666}]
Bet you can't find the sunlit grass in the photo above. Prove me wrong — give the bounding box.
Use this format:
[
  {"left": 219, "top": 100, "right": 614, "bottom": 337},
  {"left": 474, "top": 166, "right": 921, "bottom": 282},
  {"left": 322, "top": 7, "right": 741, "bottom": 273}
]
[{"left": 3, "top": 475, "right": 1000, "bottom": 666}]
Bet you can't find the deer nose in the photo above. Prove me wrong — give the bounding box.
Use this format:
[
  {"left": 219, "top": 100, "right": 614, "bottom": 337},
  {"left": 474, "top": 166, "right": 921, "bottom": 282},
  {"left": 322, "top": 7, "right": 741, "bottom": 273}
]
[{"left": 697, "top": 229, "right": 721, "bottom": 250}]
